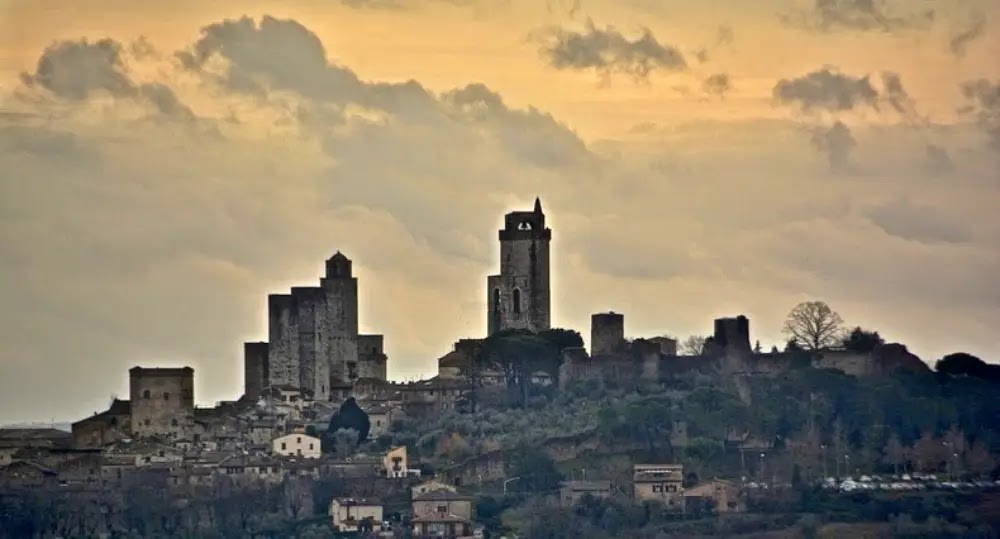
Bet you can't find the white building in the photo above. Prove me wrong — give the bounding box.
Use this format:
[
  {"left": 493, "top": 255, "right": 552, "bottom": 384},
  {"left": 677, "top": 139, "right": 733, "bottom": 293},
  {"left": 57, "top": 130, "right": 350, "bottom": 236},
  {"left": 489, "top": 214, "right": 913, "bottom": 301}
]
[
  {"left": 330, "top": 498, "right": 383, "bottom": 532},
  {"left": 272, "top": 433, "right": 321, "bottom": 459}
]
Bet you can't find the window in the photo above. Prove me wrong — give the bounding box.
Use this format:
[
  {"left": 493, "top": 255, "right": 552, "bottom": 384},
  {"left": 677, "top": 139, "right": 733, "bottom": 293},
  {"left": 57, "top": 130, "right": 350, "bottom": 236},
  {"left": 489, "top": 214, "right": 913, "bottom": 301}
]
[
  {"left": 297, "top": 437, "right": 301, "bottom": 443},
  {"left": 281, "top": 443, "right": 287, "bottom": 450},
  {"left": 309, "top": 444, "right": 313, "bottom": 450},
  {"left": 512, "top": 288, "right": 521, "bottom": 315},
  {"left": 171, "top": 418, "right": 178, "bottom": 427},
  {"left": 437, "top": 505, "right": 447, "bottom": 513},
  {"left": 163, "top": 392, "right": 169, "bottom": 401},
  {"left": 144, "top": 419, "right": 150, "bottom": 426},
  {"left": 142, "top": 390, "right": 150, "bottom": 399},
  {"left": 376, "top": 420, "right": 382, "bottom": 427},
  {"left": 492, "top": 288, "right": 501, "bottom": 311},
  {"left": 652, "top": 484, "right": 662, "bottom": 493}
]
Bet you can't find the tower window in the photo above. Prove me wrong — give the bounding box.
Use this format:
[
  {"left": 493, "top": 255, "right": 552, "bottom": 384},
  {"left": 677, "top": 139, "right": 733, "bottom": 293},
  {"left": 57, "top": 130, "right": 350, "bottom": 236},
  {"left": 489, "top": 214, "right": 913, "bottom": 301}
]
[
  {"left": 142, "top": 390, "right": 150, "bottom": 399},
  {"left": 512, "top": 289, "right": 521, "bottom": 315}
]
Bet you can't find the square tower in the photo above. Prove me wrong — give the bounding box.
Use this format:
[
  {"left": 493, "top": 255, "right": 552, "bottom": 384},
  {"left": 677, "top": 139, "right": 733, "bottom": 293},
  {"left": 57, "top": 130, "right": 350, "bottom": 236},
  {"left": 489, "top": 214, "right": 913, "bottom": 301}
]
[
  {"left": 487, "top": 197, "right": 552, "bottom": 335},
  {"left": 129, "top": 366, "right": 194, "bottom": 439}
]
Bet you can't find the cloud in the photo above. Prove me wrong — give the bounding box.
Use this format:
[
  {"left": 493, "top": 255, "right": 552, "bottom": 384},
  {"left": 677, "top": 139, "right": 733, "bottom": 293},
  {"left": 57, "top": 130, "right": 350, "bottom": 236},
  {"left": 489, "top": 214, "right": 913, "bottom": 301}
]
[
  {"left": 693, "top": 24, "right": 735, "bottom": 64},
  {"left": 702, "top": 73, "right": 730, "bottom": 98},
  {"left": 960, "top": 79, "right": 1000, "bottom": 154},
  {"left": 924, "top": 144, "right": 954, "bottom": 175},
  {"left": 532, "top": 19, "right": 687, "bottom": 82},
  {"left": 865, "top": 198, "right": 970, "bottom": 244},
  {"left": 880, "top": 71, "right": 918, "bottom": 119},
  {"left": 21, "top": 39, "right": 135, "bottom": 100},
  {"left": 810, "top": 121, "right": 856, "bottom": 171},
  {"left": 949, "top": 12, "right": 987, "bottom": 57},
  {"left": 773, "top": 67, "right": 879, "bottom": 113},
  {"left": 783, "top": 0, "right": 935, "bottom": 33},
  {"left": 20, "top": 38, "right": 195, "bottom": 122}
]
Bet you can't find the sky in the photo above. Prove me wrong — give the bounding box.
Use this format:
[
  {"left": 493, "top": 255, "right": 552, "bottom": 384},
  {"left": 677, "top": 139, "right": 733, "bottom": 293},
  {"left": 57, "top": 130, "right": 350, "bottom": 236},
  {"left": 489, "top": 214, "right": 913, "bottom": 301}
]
[{"left": 0, "top": 0, "right": 997, "bottom": 423}]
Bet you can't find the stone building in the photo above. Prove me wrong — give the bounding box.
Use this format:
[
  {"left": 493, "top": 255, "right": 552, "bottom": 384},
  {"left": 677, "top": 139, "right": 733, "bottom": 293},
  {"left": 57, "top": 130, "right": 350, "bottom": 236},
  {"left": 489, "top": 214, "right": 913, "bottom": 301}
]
[
  {"left": 591, "top": 312, "right": 625, "bottom": 356},
  {"left": 633, "top": 463, "right": 685, "bottom": 511},
  {"left": 249, "top": 251, "right": 388, "bottom": 401},
  {"left": 71, "top": 398, "right": 132, "bottom": 449},
  {"left": 487, "top": 197, "right": 551, "bottom": 335},
  {"left": 129, "top": 367, "right": 194, "bottom": 439},
  {"left": 411, "top": 489, "right": 475, "bottom": 538},
  {"left": 243, "top": 342, "right": 269, "bottom": 401}
]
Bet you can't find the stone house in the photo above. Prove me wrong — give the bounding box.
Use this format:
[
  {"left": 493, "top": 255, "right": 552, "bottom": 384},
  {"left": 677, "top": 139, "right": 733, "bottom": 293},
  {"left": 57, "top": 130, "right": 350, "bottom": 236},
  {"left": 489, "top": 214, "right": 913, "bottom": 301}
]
[
  {"left": 684, "top": 479, "right": 744, "bottom": 513},
  {"left": 633, "top": 464, "right": 685, "bottom": 511},
  {"left": 72, "top": 399, "right": 131, "bottom": 449},
  {"left": 367, "top": 404, "right": 396, "bottom": 438},
  {"left": 411, "top": 488, "right": 475, "bottom": 538},
  {"left": 560, "top": 480, "right": 614, "bottom": 507},
  {"left": 0, "top": 460, "right": 58, "bottom": 489},
  {"left": 272, "top": 433, "right": 321, "bottom": 459},
  {"left": 330, "top": 498, "right": 383, "bottom": 532}
]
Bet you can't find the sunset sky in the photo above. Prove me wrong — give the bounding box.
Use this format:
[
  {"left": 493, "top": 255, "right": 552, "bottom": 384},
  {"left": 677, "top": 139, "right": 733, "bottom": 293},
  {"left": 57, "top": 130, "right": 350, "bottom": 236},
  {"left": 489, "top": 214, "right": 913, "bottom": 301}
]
[{"left": 0, "top": 0, "right": 997, "bottom": 423}]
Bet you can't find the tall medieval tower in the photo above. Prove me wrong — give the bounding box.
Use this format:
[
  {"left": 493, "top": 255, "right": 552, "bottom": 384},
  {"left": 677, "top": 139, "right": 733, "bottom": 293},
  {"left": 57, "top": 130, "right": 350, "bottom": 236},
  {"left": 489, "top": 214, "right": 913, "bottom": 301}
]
[{"left": 487, "top": 197, "right": 552, "bottom": 335}]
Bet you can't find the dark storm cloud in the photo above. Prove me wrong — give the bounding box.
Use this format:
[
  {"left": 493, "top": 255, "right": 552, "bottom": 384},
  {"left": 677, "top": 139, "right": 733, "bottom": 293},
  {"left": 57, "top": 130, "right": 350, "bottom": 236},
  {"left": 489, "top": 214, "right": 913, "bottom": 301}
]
[
  {"left": 533, "top": 19, "right": 687, "bottom": 81},
  {"left": 810, "top": 121, "right": 856, "bottom": 171},
  {"left": 949, "top": 12, "right": 987, "bottom": 57},
  {"left": 773, "top": 68, "right": 878, "bottom": 112},
  {"left": 960, "top": 79, "right": 1000, "bottom": 154},
  {"left": 783, "top": 0, "right": 935, "bottom": 33},
  {"left": 702, "top": 73, "right": 730, "bottom": 97}
]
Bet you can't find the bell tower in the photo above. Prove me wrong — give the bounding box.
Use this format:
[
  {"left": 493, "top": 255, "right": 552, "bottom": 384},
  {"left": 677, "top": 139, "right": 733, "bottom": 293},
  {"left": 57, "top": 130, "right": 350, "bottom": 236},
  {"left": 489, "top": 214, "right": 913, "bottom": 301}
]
[{"left": 487, "top": 197, "right": 552, "bottom": 335}]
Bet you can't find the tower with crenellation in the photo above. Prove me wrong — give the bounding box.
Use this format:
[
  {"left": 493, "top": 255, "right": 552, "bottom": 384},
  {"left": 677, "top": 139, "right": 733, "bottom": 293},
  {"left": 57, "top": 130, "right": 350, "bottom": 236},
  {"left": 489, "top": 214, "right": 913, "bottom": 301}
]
[{"left": 487, "top": 197, "right": 552, "bottom": 335}]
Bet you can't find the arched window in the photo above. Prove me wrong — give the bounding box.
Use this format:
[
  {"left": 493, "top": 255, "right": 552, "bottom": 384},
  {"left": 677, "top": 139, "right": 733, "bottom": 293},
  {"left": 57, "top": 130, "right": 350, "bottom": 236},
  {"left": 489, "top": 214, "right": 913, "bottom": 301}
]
[{"left": 512, "top": 288, "right": 521, "bottom": 315}]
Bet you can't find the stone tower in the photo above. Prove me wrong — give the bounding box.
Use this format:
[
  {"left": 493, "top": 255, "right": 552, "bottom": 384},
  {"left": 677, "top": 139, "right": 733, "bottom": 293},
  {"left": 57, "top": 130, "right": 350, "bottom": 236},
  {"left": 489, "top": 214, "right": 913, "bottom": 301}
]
[
  {"left": 487, "top": 197, "right": 552, "bottom": 335},
  {"left": 320, "top": 251, "right": 360, "bottom": 384},
  {"left": 591, "top": 312, "right": 625, "bottom": 356},
  {"left": 129, "top": 366, "right": 194, "bottom": 439}
]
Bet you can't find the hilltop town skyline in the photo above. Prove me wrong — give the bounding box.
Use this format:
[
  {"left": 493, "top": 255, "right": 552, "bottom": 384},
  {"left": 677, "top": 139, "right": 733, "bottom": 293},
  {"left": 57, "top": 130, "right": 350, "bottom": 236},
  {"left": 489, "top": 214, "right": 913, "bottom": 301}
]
[{"left": 1, "top": 0, "right": 998, "bottom": 423}]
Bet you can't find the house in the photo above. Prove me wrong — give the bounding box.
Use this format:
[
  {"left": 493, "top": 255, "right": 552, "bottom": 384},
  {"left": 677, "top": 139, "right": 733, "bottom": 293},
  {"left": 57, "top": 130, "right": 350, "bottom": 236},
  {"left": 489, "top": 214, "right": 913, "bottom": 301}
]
[
  {"left": 412, "top": 488, "right": 475, "bottom": 537},
  {"left": 560, "top": 480, "right": 614, "bottom": 507},
  {"left": 272, "top": 433, "right": 321, "bottom": 459},
  {"left": 329, "top": 498, "right": 383, "bottom": 532},
  {"left": 367, "top": 404, "right": 396, "bottom": 438},
  {"left": 0, "top": 460, "right": 59, "bottom": 489},
  {"left": 412, "top": 479, "right": 457, "bottom": 498},
  {"left": 633, "top": 464, "right": 685, "bottom": 511},
  {"left": 384, "top": 446, "right": 418, "bottom": 478},
  {"left": 684, "top": 479, "right": 745, "bottom": 513}
]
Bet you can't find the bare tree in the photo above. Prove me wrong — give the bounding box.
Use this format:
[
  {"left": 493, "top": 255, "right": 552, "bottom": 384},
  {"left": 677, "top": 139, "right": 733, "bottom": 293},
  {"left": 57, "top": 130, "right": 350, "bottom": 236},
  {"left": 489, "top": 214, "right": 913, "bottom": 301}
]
[
  {"left": 782, "top": 301, "right": 844, "bottom": 350},
  {"left": 680, "top": 335, "right": 707, "bottom": 356}
]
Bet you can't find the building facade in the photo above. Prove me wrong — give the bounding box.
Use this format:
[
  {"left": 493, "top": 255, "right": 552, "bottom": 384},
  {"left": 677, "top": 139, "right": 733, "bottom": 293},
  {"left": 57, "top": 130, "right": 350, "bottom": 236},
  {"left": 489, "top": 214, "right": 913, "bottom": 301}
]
[
  {"left": 633, "top": 464, "right": 685, "bottom": 511},
  {"left": 487, "top": 197, "right": 551, "bottom": 335},
  {"left": 272, "top": 433, "right": 321, "bottom": 459}
]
